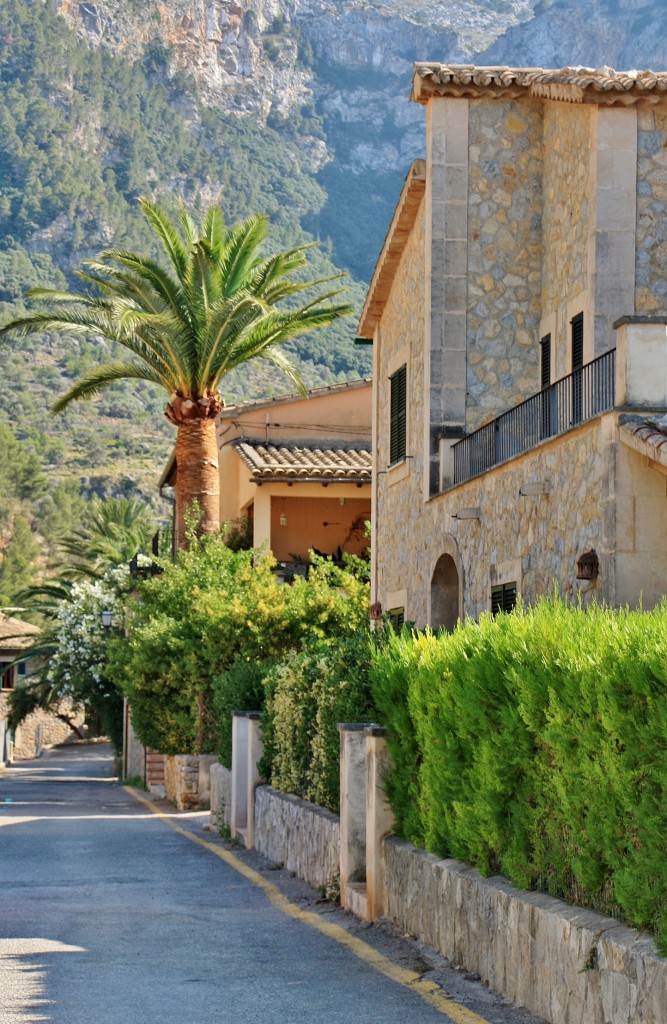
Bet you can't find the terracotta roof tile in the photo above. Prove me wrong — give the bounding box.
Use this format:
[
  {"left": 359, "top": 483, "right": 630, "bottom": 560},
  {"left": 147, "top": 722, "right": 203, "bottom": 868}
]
[
  {"left": 0, "top": 613, "right": 39, "bottom": 651},
  {"left": 412, "top": 64, "right": 667, "bottom": 105},
  {"left": 233, "top": 440, "right": 372, "bottom": 483},
  {"left": 619, "top": 417, "right": 667, "bottom": 467}
]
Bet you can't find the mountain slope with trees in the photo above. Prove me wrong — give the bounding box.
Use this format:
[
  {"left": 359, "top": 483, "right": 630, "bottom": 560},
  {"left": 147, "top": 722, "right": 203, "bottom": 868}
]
[{"left": 1, "top": 0, "right": 664, "bottom": 600}]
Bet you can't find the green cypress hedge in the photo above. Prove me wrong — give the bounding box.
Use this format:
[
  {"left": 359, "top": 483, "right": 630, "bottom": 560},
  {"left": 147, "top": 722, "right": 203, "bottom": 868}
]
[
  {"left": 260, "top": 632, "right": 377, "bottom": 813},
  {"left": 370, "top": 598, "right": 667, "bottom": 954}
]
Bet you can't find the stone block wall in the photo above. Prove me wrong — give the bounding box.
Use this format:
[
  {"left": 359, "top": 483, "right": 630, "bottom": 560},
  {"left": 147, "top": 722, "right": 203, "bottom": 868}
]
[
  {"left": 541, "top": 101, "right": 592, "bottom": 374},
  {"left": 377, "top": 406, "right": 616, "bottom": 627},
  {"left": 636, "top": 106, "right": 667, "bottom": 315},
  {"left": 383, "top": 837, "right": 667, "bottom": 1024},
  {"left": 253, "top": 785, "right": 340, "bottom": 891},
  {"left": 466, "top": 98, "right": 543, "bottom": 427},
  {"left": 164, "top": 754, "right": 216, "bottom": 811},
  {"left": 210, "top": 762, "right": 232, "bottom": 833},
  {"left": 0, "top": 693, "right": 84, "bottom": 761}
]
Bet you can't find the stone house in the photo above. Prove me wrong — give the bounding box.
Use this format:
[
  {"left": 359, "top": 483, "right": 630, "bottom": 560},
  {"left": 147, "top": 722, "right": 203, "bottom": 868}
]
[
  {"left": 0, "top": 612, "right": 83, "bottom": 763},
  {"left": 359, "top": 64, "right": 667, "bottom": 628},
  {"left": 160, "top": 378, "right": 372, "bottom": 573}
]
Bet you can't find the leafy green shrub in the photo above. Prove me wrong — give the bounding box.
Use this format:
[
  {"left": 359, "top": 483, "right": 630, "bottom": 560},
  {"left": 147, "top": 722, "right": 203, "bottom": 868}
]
[
  {"left": 370, "top": 598, "right": 667, "bottom": 953},
  {"left": 368, "top": 626, "right": 425, "bottom": 845},
  {"left": 261, "top": 631, "right": 377, "bottom": 812},
  {"left": 113, "top": 537, "right": 369, "bottom": 756},
  {"left": 212, "top": 658, "right": 277, "bottom": 769}
]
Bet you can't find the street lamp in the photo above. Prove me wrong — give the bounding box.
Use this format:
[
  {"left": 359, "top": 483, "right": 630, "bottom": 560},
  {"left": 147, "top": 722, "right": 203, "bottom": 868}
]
[{"left": 101, "top": 608, "right": 113, "bottom": 629}]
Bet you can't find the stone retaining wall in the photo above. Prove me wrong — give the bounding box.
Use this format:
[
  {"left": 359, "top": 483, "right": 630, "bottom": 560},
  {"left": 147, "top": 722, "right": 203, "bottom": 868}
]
[
  {"left": 0, "top": 693, "right": 84, "bottom": 761},
  {"left": 383, "top": 836, "right": 667, "bottom": 1024},
  {"left": 164, "top": 754, "right": 218, "bottom": 811},
  {"left": 253, "top": 785, "right": 340, "bottom": 891},
  {"left": 210, "top": 762, "right": 232, "bottom": 833}
]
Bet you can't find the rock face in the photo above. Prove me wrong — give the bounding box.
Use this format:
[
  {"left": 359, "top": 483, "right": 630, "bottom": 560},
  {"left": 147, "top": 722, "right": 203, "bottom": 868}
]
[
  {"left": 54, "top": 0, "right": 667, "bottom": 189},
  {"left": 53, "top": 0, "right": 538, "bottom": 176},
  {"left": 481, "top": 0, "right": 667, "bottom": 70}
]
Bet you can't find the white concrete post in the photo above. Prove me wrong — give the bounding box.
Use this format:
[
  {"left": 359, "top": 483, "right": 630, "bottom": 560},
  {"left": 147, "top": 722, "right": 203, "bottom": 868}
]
[
  {"left": 338, "top": 724, "right": 369, "bottom": 916},
  {"left": 230, "top": 712, "right": 263, "bottom": 849},
  {"left": 439, "top": 437, "right": 458, "bottom": 491},
  {"left": 614, "top": 317, "right": 667, "bottom": 409},
  {"left": 245, "top": 714, "right": 263, "bottom": 850},
  {"left": 365, "top": 726, "right": 395, "bottom": 922},
  {"left": 231, "top": 712, "right": 249, "bottom": 841}
]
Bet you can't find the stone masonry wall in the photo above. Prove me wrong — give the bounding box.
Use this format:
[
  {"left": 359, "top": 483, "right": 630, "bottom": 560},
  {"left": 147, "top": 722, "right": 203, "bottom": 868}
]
[
  {"left": 384, "top": 837, "right": 667, "bottom": 1024},
  {"left": 542, "top": 102, "right": 592, "bottom": 380},
  {"left": 466, "top": 98, "right": 543, "bottom": 429},
  {"left": 210, "top": 762, "right": 232, "bottom": 832},
  {"left": 378, "top": 410, "right": 616, "bottom": 627},
  {"left": 636, "top": 105, "right": 667, "bottom": 315},
  {"left": 253, "top": 785, "right": 340, "bottom": 891},
  {"left": 0, "top": 693, "right": 84, "bottom": 761},
  {"left": 375, "top": 198, "right": 425, "bottom": 610},
  {"left": 164, "top": 754, "right": 215, "bottom": 811}
]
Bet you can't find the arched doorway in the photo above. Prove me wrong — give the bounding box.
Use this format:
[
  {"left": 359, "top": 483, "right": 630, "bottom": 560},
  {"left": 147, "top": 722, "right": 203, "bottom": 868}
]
[{"left": 430, "top": 553, "right": 460, "bottom": 631}]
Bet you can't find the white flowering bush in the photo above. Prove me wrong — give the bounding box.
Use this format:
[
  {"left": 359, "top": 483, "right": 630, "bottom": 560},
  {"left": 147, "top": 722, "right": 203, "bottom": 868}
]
[{"left": 47, "top": 564, "right": 130, "bottom": 747}]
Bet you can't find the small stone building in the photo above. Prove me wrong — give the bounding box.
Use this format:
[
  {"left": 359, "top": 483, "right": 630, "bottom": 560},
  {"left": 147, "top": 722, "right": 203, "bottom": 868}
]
[
  {"left": 0, "top": 612, "right": 83, "bottom": 763},
  {"left": 359, "top": 65, "right": 667, "bottom": 627}
]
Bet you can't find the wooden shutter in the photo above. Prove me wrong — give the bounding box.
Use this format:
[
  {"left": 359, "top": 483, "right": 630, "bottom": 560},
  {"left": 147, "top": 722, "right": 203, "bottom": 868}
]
[
  {"left": 388, "top": 607, "right": 405, "bottom": 631},
  {"left": 389, "top": 364, "right": 407, "bottom": 464},
  {"left": 540, "top": 334, "right": 551, "bottom": 390},
  {"left": 571, "top": 313, "right": 584, "bottom": 370},
  {"left": 491, "top": 582, "right": 517, "bottom": 615},
  {"left": 571, "top": 313, "right": 584, "bottom": 423}
]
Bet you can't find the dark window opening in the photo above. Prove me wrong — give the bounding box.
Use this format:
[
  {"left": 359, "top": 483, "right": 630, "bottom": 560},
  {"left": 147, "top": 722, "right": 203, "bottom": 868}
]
[
  {"left": 389, "top": 364, "right": 407, "bottom": 465},
  {"left": 571, "top": 313, "right": 584, "bottom": 424},
  {"left": 388, "top": 607, "right": 405, "bottom": 631},
  {"left": 1, "top": 666, "right": 15, "bottom": 690},
  {"left": 539, "top": 333, "right": 554, "bottom": 438},
  {"left": 540, "top": 333, "right": 551, "bottom": 390},
  {"left": 491, "top": 582, "right": 517, "bottom": 616}
]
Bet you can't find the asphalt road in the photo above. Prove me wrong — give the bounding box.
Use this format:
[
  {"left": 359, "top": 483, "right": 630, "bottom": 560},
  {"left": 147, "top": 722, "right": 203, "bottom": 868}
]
[{"left": 0, "top": 744, "right": 546, "bottom": 1024}]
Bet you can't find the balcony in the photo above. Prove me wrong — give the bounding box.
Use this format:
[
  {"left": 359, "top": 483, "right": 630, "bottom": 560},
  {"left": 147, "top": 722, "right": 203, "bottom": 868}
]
[{"left": 452, "top": 349, "right": 616, "bottom": 486}]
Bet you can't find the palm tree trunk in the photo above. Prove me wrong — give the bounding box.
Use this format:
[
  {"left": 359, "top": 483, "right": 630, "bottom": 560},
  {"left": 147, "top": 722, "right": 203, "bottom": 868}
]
[{"left": 174, "top": 418, "right": 220, "bottom": 549}]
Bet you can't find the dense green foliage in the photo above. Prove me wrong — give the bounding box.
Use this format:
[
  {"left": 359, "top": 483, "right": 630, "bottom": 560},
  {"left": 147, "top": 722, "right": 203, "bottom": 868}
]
[
  {"left": 0, "top": 0, "right": 372, "bottom": 557},
  {"left": 114, "top": 535, "right": 370, "bottom": 756},
  {"left": 8, "top": 566, "right": 130, "bottom": 751},
  {"left": 260, "top": 632, "right": 377, "bottom": 812},
  {"left": 0, "top": 419, "right": 90, "bottom": 605},
  {"left": 370, "top": 599, "right": 667, "bottom": 953},
  {"left": 212, "top": 658, "right": 278, "bottom": 770}
]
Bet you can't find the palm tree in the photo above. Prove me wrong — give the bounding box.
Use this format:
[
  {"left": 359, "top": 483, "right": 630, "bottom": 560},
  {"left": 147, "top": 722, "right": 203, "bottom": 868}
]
[
  {"left": 55, "top": 496, "right": 156, "bottom": 580},
  {"left": 0, "top": 200, "right": 352, "bottom": 548}
]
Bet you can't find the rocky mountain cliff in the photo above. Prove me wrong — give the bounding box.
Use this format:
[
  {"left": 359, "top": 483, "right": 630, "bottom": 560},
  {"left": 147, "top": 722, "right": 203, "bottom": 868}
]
[
  {"left": 481, "top": 1, "right": 666, "bottom": 70},
  {"left": 1, "top": 0, "right": 665, "bottom": 578}
]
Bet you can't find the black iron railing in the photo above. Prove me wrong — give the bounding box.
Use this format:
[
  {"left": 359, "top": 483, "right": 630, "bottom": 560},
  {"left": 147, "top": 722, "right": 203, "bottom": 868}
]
[{"left": 452, "top": 348, "right": 615, "bottom": 486}]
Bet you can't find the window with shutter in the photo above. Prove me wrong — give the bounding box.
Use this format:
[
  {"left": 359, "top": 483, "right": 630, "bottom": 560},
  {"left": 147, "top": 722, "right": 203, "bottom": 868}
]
[
  {"left": 571, "top": 314, "right": 584, "bottom": 370},
  {"left": 540, "top": 334, "right": 551, "bottom": 391},
  {"left": 491, "top": 582, "right": 517, "bottom": 616},
  {"left": 571, "top": 313, "right": 584, "bottom": 424},
  {"left": 388, "top": 607, "right": 405, "bottom": 631},
  {"left": 539, "top": 333, "right": 554, "bottom": 438},
  {"left": 389, "top": 364, "right": 407, "bottom": 465}
]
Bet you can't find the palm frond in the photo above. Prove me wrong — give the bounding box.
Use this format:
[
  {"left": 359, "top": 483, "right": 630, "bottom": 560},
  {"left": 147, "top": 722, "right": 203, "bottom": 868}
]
[
  {"left": 257, "top": 347, "right": 306, "bottom": 395},
  {"left": 52, "top": 360, "right": 170, "bottom": 413},
  {"left": 218, "top": 215, "right": 268, "bottom": 296},
  {"left": 179, "top": 203, "right": 199, "bottom": 248},
  {"left": 139, "top": 196, "right": 188, "bottom": 279}
]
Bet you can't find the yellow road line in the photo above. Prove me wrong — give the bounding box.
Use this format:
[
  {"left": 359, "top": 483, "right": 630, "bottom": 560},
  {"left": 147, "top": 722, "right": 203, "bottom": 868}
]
[{"left": 126, "top": 787, "right": 491, "bottom": 1024}]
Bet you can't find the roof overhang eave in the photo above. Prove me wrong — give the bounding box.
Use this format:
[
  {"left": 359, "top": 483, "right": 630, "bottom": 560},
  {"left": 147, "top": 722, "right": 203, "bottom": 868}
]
[
  {"left": 358, "top": 158, "right": 426, "bottom": 338},
  {"left": 158, "top": 447, "right": 177, "bottom": 490},
  {"left": 251, "top": 475, "right": 372, "bottom": 486}
]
